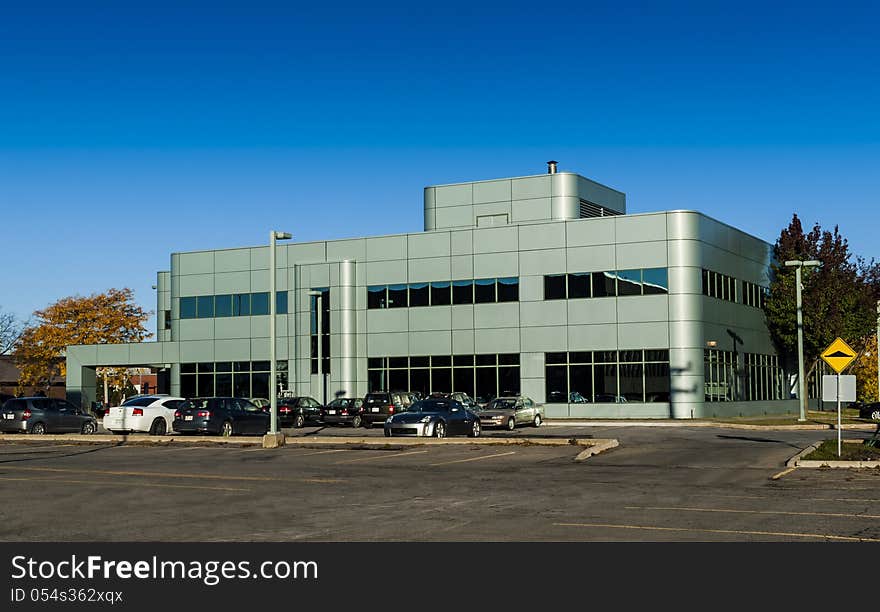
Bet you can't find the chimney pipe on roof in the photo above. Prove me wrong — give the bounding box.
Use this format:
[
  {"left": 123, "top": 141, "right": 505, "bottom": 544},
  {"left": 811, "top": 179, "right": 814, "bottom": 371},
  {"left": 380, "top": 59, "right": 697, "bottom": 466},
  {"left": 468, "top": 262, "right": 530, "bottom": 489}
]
[{"left": 547, "top": 160, "right": 558, "bottom": 174}]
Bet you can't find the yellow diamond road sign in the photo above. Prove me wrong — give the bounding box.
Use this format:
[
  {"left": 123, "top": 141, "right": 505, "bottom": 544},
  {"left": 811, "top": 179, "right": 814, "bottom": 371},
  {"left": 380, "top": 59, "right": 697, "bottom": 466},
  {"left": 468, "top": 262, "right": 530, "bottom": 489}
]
[{"left": 820, "top": 337, "right": 857, "bottom": 374}]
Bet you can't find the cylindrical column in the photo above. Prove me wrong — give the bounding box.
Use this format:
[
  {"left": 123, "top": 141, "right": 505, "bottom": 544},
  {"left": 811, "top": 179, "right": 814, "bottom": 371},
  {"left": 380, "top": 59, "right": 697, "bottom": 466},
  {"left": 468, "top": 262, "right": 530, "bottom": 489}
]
[{"left": 338, "top": 260, "right": 358, "bottom": 399}]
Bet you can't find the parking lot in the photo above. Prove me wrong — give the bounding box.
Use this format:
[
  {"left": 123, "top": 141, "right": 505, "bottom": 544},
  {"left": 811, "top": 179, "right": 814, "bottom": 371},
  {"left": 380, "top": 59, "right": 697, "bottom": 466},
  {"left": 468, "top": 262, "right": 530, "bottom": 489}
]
[{"left": 1, "top": 426, "right": 879, "bottom": 542}]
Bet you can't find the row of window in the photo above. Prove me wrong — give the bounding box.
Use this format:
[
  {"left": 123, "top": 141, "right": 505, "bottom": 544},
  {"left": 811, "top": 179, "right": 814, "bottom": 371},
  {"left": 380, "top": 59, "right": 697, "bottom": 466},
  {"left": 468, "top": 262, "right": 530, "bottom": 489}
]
[
  {"left": 180, "top": 292, "right": 289, "bottom": 319},
  {"left": 179, "top": 361, "right": 289, "bottom": 399},
  {"left": 703, "top": 350, "right": 784, "bottom": 402},
  {"left": 702, "top": 269, "right": 768, "bottom": 308},
  {"left": 368, "top": 278, "right": 519, "bottom": 309},
  {"left": 367, "top": 353, "right": 521, "bottom": 400},
  {"left": 545, "top": 350, "right": 671, "bottom": 403},
  {"left": 543, "top": 268, "right": 668, "bottom": 301}
]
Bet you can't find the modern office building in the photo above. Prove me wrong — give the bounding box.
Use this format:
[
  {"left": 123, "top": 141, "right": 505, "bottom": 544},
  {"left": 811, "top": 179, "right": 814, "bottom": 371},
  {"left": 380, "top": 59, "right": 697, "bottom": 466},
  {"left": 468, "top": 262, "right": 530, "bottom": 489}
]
[{"left": 66, "top": 163, "right": 796, "bottom": 418}]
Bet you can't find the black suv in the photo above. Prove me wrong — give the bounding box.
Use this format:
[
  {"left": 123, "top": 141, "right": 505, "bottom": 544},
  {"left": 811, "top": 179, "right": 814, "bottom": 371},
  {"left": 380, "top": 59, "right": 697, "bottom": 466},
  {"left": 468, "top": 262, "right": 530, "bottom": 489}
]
[
  {"left": 361, "top": 391, "right": 417, "bottom": 428},
  {"left": 277, "top": 396, "right": 324, "bottom": 428}
]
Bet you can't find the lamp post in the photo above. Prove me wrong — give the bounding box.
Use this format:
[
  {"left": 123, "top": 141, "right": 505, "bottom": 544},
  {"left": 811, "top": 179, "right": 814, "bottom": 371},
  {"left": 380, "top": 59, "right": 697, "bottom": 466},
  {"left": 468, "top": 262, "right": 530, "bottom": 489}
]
[
  {"left": 269, "top": 230, "right": 292, "bottom": 435},
  {"left": 308, "top": 290, "right": 325, "bottom": 405},
  {"left": 784, "top": 259, "right": 820, "bottom": 421}
]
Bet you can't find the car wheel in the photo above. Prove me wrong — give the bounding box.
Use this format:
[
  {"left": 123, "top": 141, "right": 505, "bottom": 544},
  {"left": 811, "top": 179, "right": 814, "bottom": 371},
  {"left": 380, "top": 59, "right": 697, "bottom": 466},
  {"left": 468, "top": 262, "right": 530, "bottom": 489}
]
[
  {"left": 294, "top": 414, "right": 305, "bottom": 428},
  {"left": 434, "top": 421, "right": 446, "bottom": 438},
  {"left": 31, "top": 422, "right": 46, "bottom": 435},
  {"left": 533, "top": 414, "right": 542, "bottom": 427},
  {"left": 872, "top": 409, "right": 880, "bottom": 421},
  {"left": 468, "top": 421, "right": 481, "bottom": 438},
  {"left": 149, "top": 419, "right": 166, "bottom": 436},
  {"left": 221, "top": 421, "right": 234, "bottom": 437},
  {"left": 352, "top": 415, "right": 362, "bottom": 428},
  {"left": 81, "top": 421, "right": 97, "bottom": 435},
  {"left": 506, "top": 417, "right": 516, "bottom": 431}
]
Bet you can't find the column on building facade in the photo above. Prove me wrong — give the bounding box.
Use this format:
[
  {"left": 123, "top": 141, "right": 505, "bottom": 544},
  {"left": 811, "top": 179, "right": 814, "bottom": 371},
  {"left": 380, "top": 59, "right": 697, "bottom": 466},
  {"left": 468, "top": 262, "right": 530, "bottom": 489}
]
[{"left": 335, "top": 259, "right": 358, "bottom": 399}]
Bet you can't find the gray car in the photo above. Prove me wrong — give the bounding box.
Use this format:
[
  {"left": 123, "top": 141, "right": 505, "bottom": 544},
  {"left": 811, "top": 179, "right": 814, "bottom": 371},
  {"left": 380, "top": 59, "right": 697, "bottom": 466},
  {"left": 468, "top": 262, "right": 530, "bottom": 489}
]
[
  {"left": 477, "top": 395, "right": 544, "bottom": 430},
  {"left": 0, "top": 397, "right": 98, "bottom": 434}
]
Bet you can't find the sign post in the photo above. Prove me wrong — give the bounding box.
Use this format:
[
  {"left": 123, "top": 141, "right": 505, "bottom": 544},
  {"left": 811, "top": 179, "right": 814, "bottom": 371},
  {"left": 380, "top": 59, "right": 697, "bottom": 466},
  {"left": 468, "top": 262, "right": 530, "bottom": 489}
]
[{"left": 820, "top": 337, "right": 858, "bottom": 457}]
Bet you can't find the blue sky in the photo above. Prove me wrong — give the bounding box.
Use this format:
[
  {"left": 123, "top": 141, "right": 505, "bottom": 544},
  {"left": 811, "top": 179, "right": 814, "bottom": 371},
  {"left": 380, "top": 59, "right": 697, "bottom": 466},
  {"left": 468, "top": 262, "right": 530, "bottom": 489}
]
[{"left": 1, "top": 1, "right": 878, "bottom": 332}]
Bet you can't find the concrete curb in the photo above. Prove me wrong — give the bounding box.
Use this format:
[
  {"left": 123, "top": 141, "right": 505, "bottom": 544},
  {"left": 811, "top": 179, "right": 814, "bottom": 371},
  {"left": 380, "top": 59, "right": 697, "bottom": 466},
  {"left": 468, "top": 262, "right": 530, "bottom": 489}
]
[
  {"left": 0, "top": 433, "right": 617, "bottom": 454},
  {"left": 546, "top": 421, "right": 878, "bottom": 431},
  {"left": 574, "top": 438, "right": 619, "bottom": 461},
  {"left": 787, "top": 439, "right": 880, "bottom": 468}
]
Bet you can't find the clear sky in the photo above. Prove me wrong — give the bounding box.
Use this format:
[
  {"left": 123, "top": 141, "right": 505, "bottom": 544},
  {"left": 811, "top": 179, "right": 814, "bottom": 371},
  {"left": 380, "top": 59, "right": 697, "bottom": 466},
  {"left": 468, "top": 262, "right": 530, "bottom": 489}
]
[{"left": 1, "top": 1, "right": 878, "bottom": 333}]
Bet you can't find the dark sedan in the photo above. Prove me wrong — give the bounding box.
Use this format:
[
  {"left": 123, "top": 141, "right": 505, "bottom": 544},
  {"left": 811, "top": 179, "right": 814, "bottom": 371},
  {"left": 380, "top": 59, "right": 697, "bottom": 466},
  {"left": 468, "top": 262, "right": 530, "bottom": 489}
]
[
  {"left": 172, "top": 397, "right": 268, "bottom": 436},
  {"left": 1, "top": 397, "right": 98, "bottom": 435},
  {"left": 384, "top": 398, "right": 481, "bottom": 438},
  {"left": 321, "top": 398, "right": 364, "bottom": 427},
  {"left": 277, "top": 396, "right": 324, "bottom": 428}
]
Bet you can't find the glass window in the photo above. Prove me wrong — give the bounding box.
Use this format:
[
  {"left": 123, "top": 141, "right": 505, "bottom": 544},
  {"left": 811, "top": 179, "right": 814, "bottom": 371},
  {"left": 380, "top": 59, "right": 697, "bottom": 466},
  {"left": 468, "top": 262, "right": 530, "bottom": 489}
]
[
  {"left": 180, "top": 363, "right": 196, "bottom": 374},
  {"left": 180, "top": 374, "right": 197, "bottom": 398},
  {"left": 702, "top": 269, "right": 710, "bottom": 296},
  {"left": 252, "top": 361, "right": 270, "bottom": 372},
  {"left": 233, "top": 372, "right": 250, "bottom": 398},
  {"left": 409, "top": 283, "right": 429, "bottom": 307},
  {"left": 233, "top": 293, "right": 250, "bottom": 316},
  {"left": 592, "top": 272, "right": 616, "bottom": 297},
  {"left": 496, "top": 277, "right": 519, "bottom": 302},
  {"left": 250, "top": 292, "right": 269, "bottom": 315},
  {"left": 475, "top": 367, "right": 497, "bottom": 401},
  {"left": 197, "top": 362, "right": 214, "bottom": 373},
  {"left": 432, "top": 355, "right": 451, "bottom": 367},
  {"left": 252, "top": 372, "right": 270, "bottom": 399},
  {"left": 180, "top": 297, "right": 197, "bottom": 319},
  {"left": 645, "top": 363, "right": 670, "bottom": 402},
  {"left": 410, "top": 369, "right": 430, "bottom": 397},
  {"left": 619, "top": 363, "right": 644, "bottom": 402},
  {"left": 276, "top": 291, "right": 288, "bottom": 314},
  {"left": 569, "top": 351, "right": 591, "bottom": 364},
  {"left": 569, "top": 364, "right": 593, "bottom": 402},
  {"left": 594, "top": 364, "right": 618, "bottom": 401},
  {"left": 197, "top": 373, "right": 214, "bottom": 397},
  {"left": 196, "top": 295, "right": 214, "bottom": 318},
  {"left": 642, "top": 268, "right": 668, "bottom": 295},
  {"left": 431, "top": 367, "right": 452, "bottom": 393},
  {"left": 452, "top": 368, "right": 475, "bottom": 399},
  {"left": 454, "top": 355, "right": 474, "bottom": 366},
  {"left": 389, "top": 357, "right": 408, "bottom": 368},
  {"left": 475, "top": 354, "right": 495, "bottom": 366},
  {"left": 368, "top": 285, "right": 387, "bottom": 309},
  {"left": 544, "top": 274, "right": 566, "bottom": 300},
  {"left": 498, "top": 353, "right": 519, "bottom": 365},
  {"left": 214, "top": 294, "right": 232, "bottom": 317},
  {"left": 430, "top": 281, "right": 451, "bottom": 306},
  {"left": 617, "top": 269, "right": 642, "bottom": 296},
  {"left": 409, "top": 356, "right": 429, "bottom": 368},
  {"left": 163, "top": 309, "right": 172, "bottom": 329},
  {"left": 473, "top": 278, "right": 496, "bottom": 303},
  {"left": 234, "top": 361, "right": 250, "bottom": 372},
  {"left": 567, "top": 273, "right": 591, "bottom": 299},
  {"left": 368, "top": 369, "right": 387, "bottom": 393},
  {"left": 546, "top": 352, "right": 567, "bottom": 364},
  {"left": 215, "top": 373, "right": 232, "bottom": 396},
  {"left": 498, "top": 366, "right": 520, "bottom": 396},
  {"left": 215, "top": 362, "right": 232, "bottom": 372},
  {"left": 387, "top": 284, "right": 408, "bottom": 308},
  {"left": 452, "top": 280, "right": 473, "bottom": 305},
  {"left": 546, "top": 366, "right": 567, "bottom": 403},
  {"left": 368, "top": 357, "right": 386, "bottom": 369},
  {"left": 619, "top": 350, "right": 642, "bottom": 363}
]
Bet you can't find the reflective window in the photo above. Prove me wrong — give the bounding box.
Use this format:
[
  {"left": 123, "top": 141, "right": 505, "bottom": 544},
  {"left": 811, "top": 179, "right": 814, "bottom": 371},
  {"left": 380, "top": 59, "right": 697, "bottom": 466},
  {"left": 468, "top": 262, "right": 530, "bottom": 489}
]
[
  {"left": 497, "top": 277, "right": 519, "bottom": 302},
  {"left": 430, "top": 281, "right": 451, "bottom": 306},
  {"left": 233, "top": 293, "right": 250, "bottom": 316},
  {"left": 544, "top": 274, "right": 566, "bottom": 300},
  {"left": 180, "top": 297, "right": 197, "bottom": 319},
  {"left": 196, "top": 295, "right": 214, "bottom": 318},
  {"left": 275, "top": 291, "right": 288, "bottom": 314},
  {"left": 409, "top": 283, "right": 429, "bottom": 307},
  {"left": 473, "top": 278, "right": 496, "bottom": 304},
  {"left": 452, "top": 280, "right": 473, "bottom": 305},
  {"left": 368, "top": 285, "right": 387, "bottom": 309},
  {"left": 250, "top": 292, "right": 269, "bottom": 316},
  {"left": 617, "top": 270, "right": 642, "bottom": 296},
  {"left": 642, "top": 268, "right": 668, "bottom": 295},
  {"left": 214, "top": 294, "right": 232, "bottom": 317},
  {"left": 388, "top": 284, "right": 408, "bottom": 308},
  {"left": 567, "top": 273, "right": 590, "bottom": 299}
]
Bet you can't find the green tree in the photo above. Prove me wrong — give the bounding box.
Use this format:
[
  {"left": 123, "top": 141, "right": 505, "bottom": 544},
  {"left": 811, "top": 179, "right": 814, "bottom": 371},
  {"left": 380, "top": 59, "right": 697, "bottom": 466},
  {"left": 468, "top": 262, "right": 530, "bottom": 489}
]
[
  {"left": 764, "top": 214, "right": 879, "bottom": 376},
  {"left": 14, "top": 288, "right": 151, "bottom": 392}
]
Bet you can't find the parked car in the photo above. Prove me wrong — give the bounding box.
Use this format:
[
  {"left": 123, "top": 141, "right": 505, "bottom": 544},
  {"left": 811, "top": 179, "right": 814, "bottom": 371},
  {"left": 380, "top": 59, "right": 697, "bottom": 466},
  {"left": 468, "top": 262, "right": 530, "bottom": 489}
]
[
  {"left": 277, "top": 396, "right": 324, "bottom": 428},
  {"left": 321, "top": 397, "right": 365, "bottom": 427},
  {"left": 429, "top": 391, "right": 478, "bottom": 409},
  {"left": 172, "top": 397, "right": 268, "bottom": 436},
  {"left": 859, "top": 402, "right": 880, "bottom": 421},
  {"left": 0, "top": 397, "right": 98, "bottom": 435},
  {"left": 477, "top": 395, "right": 544, "bottom": 430},
  {"left": 361, "top": 391, "right": 417, "bottom": 428},
  {"left": 595, "top": 394, "right": 628, "bottom": 403},
  {"left": 384, "top": 398, "right": 481, "bottom": 438},
  {"left": 103, "top": 395, "right": 185, "bottom": 435}
]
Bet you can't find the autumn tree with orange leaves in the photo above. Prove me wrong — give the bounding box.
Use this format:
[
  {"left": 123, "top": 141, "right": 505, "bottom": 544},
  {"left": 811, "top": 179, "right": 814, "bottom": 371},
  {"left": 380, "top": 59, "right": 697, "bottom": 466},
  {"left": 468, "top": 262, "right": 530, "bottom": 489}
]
[{"left": 14, "top": 288, "right": 151, "bottom": 392}]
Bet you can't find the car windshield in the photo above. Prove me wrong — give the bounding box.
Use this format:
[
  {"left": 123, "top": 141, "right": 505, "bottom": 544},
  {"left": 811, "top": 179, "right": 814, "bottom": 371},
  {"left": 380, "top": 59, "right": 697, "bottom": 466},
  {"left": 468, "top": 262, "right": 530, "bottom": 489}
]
[
  {"left": 487, "top": 399, "right": 516, "bottom": 410},
  {"left": 409, "top": 400, "right": 452, "bottom": 413}
]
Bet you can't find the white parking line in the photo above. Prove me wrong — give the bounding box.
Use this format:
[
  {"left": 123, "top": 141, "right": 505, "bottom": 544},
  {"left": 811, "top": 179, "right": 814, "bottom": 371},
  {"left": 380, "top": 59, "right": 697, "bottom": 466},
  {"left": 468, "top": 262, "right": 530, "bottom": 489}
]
[
  {"left": 334, "top": 450, "right": 428, "bottom": 464},
  {"left": 429, "top": 451, "right": 516, "bottom": 466}
]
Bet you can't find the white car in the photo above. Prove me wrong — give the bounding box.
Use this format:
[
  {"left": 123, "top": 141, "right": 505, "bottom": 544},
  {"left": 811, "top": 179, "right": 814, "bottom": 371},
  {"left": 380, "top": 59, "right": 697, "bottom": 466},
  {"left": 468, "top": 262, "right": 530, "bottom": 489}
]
[{"left": 103, "top": 395, "right": 186, "bottom": 435}]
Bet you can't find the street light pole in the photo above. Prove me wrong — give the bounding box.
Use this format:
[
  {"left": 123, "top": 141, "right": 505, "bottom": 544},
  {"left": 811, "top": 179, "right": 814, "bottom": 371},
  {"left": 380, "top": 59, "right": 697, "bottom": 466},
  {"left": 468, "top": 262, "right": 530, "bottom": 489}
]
[
  {"left": 269, "top": 230, "right": 292, "bottom": 435},
  {"left": 784, "top": 259, "right": 820, "bottom": 422}
]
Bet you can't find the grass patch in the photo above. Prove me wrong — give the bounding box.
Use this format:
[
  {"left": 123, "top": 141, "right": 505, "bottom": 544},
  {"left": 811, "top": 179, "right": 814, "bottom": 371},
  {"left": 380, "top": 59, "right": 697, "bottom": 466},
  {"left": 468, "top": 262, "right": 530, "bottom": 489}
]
[
  {"left": 803, "top": 439, "right": 880, "bottom": 462},
  {"left": 706, "top": 409, "right": 876, "bottom": 427}
]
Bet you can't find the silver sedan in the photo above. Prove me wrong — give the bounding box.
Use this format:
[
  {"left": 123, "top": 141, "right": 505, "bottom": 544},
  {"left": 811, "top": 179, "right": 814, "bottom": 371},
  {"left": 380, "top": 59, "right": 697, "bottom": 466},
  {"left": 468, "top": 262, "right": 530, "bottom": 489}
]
[{"left": 477, "top": 396, "right": 544, "bottom": 430}]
